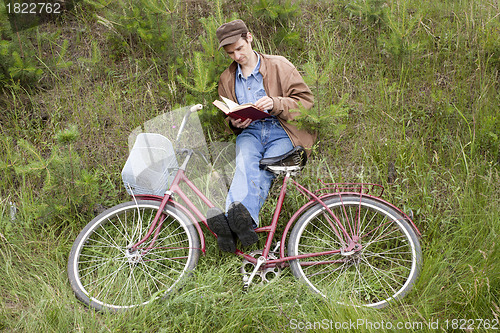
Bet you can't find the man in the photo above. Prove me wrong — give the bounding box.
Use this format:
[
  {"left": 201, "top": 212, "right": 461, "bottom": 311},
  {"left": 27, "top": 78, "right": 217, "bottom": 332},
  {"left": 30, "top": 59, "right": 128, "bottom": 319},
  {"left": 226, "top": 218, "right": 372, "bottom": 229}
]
[{"left": 207, "top": 19, "right": 315, "bottom": 253}]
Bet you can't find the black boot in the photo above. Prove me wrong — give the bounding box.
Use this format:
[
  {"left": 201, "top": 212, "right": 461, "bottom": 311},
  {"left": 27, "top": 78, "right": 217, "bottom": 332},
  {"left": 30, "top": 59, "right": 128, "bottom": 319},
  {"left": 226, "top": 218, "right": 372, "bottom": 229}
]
[
  {"left": 227, "top": 202, "right": 258, "bottom": 247},
  {"left": 207, "top": 207, "right": 236, "bottom": 253}
]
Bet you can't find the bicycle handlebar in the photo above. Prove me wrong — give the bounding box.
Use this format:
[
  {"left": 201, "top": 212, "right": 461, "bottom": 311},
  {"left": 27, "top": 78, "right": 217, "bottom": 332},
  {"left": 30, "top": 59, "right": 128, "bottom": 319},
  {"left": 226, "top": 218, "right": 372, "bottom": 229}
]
[
  {"left": 175, "top": 104, "right": 203, "bottom": 146},
  {"left": 190, "top": 104, "right": 203, "bottom": 113}
]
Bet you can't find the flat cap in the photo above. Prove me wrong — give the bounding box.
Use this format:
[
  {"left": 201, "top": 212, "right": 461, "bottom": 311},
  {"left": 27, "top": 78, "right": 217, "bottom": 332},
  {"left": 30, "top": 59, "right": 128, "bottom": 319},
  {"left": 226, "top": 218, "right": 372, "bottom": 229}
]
[{"left": 216, "top": 19, "right": 249, "bottom": 49}]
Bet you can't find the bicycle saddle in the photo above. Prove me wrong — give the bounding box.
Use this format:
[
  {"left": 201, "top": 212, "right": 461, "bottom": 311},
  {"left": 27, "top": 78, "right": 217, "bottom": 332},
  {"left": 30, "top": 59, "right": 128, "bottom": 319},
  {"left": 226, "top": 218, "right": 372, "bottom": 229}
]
[{"left": 259, "top": 146, "right": 307, "bottom": 174}]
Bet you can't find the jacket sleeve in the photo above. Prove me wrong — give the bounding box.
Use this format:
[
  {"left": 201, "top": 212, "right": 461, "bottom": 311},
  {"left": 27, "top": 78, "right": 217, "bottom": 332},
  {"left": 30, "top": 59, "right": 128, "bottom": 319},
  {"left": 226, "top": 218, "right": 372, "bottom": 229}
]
[
  {"left": 269, "top": 66, "right": 314, "bottom": 121},
  {"left": 217, "top": 78, "right": 229, "bottom": 103}
]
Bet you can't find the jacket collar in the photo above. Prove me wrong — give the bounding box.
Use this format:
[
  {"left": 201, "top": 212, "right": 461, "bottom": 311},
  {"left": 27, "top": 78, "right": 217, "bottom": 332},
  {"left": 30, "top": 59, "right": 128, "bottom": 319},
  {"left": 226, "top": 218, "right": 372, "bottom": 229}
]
[{"left": 257, "top": 52, "right": 267, "bottom": 79}]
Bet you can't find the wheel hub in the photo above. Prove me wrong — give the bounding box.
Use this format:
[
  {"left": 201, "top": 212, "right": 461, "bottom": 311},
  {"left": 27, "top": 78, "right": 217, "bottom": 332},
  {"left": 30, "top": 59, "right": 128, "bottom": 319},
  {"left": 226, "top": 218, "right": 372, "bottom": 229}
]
[
  {"left": 341, "top": 243, "right": 363, "bottom": 256},
  {"left": 125, "top": 248, "right": 143, "bottom": 265}
]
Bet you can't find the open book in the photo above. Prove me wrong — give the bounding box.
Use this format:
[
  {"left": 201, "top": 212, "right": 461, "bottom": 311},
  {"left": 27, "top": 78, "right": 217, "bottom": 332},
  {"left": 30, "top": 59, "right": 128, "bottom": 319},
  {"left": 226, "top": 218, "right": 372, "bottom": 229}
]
[{"left": 213, "top": 96, "right": 270, "bottom": 121}]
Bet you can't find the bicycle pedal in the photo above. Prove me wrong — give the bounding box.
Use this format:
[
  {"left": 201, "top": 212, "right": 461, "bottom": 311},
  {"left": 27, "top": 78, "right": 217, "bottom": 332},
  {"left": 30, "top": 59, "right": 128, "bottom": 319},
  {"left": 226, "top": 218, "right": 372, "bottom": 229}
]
[{"left": 271, "top": 241, "right": 281, "bottom": 255}]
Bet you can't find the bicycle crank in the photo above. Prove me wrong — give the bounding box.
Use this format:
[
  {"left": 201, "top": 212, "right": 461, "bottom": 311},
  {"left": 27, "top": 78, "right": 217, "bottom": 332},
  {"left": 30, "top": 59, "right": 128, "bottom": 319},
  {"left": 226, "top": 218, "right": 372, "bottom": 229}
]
[{"left": 240, "top": 250, "right": 281, "bottom": 290}]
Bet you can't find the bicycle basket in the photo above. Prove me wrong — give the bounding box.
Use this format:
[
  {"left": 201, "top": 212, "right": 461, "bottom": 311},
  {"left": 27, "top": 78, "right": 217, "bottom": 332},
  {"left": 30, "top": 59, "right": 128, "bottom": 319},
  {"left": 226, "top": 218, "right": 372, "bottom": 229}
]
[{"left": 121, "top": 133, "right": 178, "bottom": 196}]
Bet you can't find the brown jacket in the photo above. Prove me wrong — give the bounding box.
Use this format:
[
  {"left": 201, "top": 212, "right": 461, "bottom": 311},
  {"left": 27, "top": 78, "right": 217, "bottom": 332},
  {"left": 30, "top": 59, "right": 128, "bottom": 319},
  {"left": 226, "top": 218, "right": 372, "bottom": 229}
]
[{"left": 218, "top": 53, "right": 317, "bottom": 156}]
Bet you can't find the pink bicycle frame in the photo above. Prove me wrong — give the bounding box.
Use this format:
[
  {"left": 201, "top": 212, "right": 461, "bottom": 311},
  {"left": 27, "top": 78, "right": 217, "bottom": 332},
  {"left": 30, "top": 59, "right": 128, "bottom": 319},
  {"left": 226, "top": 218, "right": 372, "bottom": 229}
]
[{"left": 129, "top": 154, "right": 421, "bottom": 268}]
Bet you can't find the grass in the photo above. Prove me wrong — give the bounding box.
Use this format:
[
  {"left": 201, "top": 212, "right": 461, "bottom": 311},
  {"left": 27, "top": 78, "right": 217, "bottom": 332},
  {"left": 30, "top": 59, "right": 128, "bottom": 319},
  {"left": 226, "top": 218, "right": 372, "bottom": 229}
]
[{"left": 1, "top": 0, "right": 499, "bottom": 331}]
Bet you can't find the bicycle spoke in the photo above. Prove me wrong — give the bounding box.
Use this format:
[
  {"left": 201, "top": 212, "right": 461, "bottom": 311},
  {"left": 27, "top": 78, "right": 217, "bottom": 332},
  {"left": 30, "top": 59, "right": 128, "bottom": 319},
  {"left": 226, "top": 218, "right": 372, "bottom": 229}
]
[
  {"left": 139, "top": 261, "right": 164, "bottom": 294},
  {"left": 78, "top": 255, "right": 125, "bottom": 280},
  {"left": 87, "top": 260, "right": 128, "bottom": 297}
]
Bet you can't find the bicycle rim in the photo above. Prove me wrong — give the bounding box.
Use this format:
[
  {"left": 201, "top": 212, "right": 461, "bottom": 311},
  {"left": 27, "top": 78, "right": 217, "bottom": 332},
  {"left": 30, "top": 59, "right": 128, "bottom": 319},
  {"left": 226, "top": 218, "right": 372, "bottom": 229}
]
[
  {"left": 68, "top": 200, "right": 199, "bottom": 311},
  {"left": 288, "top": 195, "right": 421, "bottom": 308}
]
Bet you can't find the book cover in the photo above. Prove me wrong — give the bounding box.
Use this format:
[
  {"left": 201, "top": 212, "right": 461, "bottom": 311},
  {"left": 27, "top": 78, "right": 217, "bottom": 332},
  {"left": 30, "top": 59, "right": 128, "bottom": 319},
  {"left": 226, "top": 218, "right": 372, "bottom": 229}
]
[{"left": 213, "top": 96, "right": 270, "bottom": 121}]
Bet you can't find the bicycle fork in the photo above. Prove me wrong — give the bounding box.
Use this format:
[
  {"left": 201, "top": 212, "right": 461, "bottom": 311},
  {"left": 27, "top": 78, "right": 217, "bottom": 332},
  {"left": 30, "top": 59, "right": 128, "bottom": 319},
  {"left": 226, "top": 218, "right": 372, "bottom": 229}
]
[
  {"left": 128, "top": 149, "right": 198, "bottom": 254},
  {"left": 128, "top": 190, "right": 174, "bottom": 253}
]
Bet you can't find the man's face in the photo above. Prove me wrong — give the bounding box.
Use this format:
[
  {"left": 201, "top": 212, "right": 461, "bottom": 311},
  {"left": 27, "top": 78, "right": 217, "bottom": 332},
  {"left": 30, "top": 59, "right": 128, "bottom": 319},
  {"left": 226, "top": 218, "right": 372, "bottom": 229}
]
[{"left": 223, "top": 33, "right": 254, "bottom": 66}]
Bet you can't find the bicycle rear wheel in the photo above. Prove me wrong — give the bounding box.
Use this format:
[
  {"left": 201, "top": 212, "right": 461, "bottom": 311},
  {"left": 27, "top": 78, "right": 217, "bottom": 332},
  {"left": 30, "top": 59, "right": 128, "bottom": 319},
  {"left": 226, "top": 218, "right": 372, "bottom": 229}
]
[
  {"left": 68, "top": 200, "right": 200, "bottom": 312},
  {"left": 287, "top": 195, "right": 421, "bottom": 308}
]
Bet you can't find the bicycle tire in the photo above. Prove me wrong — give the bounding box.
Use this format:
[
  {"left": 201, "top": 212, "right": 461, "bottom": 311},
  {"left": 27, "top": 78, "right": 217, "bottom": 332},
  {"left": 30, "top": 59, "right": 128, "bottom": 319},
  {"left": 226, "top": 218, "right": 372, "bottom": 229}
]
[
  {"left": 287, "top": 195, "right": 421, "bottom": 308},
  {"left": 67, "top": 200, "right": 200, "bottom": 312}
]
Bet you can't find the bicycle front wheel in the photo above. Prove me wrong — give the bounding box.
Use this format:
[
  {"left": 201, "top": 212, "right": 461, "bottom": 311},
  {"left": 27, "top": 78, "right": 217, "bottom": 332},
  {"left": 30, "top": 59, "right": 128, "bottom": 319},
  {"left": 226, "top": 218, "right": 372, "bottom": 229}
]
[
  {"left": 68, "top": 200, "right": 200, "bottom": 312},
  {"left": 287, "top": 195, "right": 421, "bottom": 308}
]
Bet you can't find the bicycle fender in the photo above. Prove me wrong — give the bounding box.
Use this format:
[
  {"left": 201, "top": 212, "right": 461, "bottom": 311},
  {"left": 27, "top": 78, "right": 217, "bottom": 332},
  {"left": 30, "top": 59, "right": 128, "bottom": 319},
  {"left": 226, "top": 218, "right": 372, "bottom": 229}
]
[
  {"left": 354, "top": 193, "right": 422, "bottom": 236},
  {"left": 133, "top": 195, "right": 207, "bottom": 254}
]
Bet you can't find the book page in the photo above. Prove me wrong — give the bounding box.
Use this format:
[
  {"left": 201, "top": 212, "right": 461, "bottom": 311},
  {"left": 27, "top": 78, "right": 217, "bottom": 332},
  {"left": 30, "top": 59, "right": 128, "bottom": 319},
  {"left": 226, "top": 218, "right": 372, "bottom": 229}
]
[
  {"left": 220, "top": 96, "right": 240, "bottom": 110},
  {"left": 213, "top": 100, "right": 230, "bottom": 114}
]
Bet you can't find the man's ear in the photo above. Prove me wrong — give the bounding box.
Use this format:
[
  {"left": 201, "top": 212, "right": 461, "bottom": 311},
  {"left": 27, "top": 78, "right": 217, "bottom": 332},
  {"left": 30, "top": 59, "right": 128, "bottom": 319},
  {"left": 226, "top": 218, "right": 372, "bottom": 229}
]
[{"left": 247, "top": 32, "right": 253, "bottom": 43}]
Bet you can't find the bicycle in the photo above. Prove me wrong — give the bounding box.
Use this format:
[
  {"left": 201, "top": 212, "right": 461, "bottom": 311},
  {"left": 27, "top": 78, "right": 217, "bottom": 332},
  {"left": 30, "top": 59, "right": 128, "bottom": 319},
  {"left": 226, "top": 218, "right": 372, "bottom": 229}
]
[{"left": 67, "top": 104, "right": 422, "bottom": 312}]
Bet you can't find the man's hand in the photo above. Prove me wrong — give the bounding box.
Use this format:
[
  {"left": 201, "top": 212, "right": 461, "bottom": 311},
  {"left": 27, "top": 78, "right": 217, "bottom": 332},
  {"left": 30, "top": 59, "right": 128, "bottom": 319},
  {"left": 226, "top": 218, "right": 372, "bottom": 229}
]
[
  {"left": 229, "top": 96, "right": 273, "bottom": 129},
  {"left": 230, "top": 117, "right": 252, "bottom": 129},
  {"left": 255, "top": 96, "right": 274, "bottom": 111}
]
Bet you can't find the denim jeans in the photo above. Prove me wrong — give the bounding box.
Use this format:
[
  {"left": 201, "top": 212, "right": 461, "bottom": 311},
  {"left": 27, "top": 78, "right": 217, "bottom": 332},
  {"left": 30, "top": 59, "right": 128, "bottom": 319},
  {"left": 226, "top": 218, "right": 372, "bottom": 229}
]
[{"left": 226, "top": 117, "right": 294, "bottom": 226}]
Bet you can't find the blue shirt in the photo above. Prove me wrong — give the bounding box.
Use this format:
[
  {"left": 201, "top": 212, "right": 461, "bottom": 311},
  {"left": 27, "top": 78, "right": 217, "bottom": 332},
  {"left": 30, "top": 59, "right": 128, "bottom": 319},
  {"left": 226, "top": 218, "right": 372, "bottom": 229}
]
[{"left": 235, "top": 52, "right": 268, "bottom": 108}]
